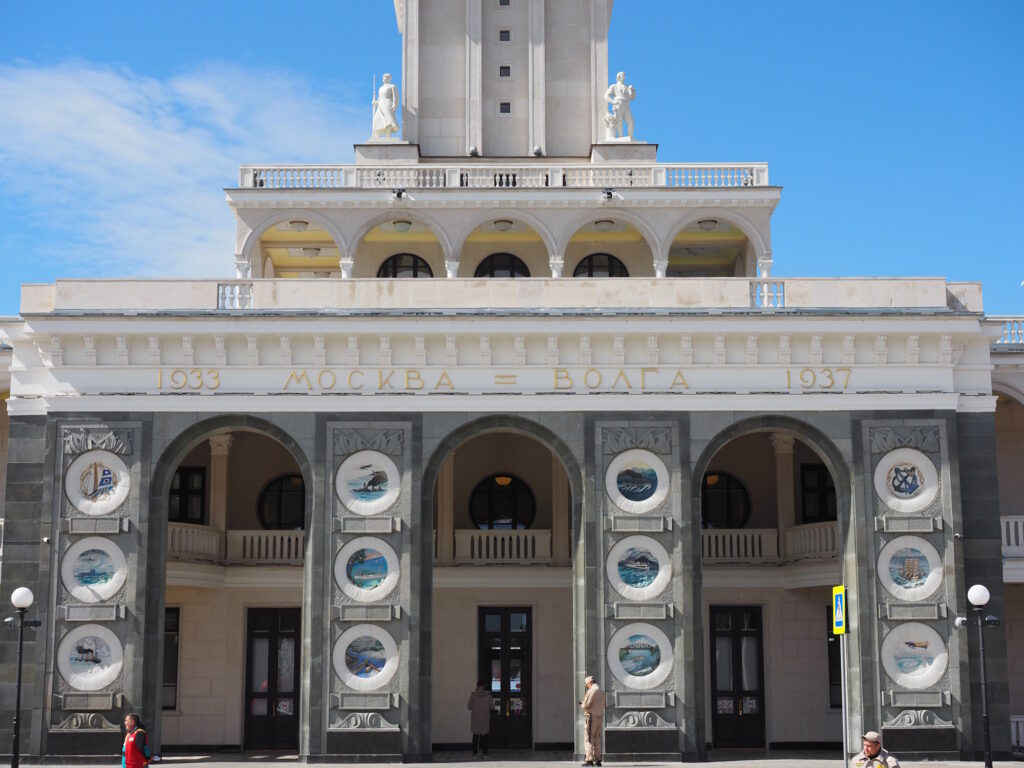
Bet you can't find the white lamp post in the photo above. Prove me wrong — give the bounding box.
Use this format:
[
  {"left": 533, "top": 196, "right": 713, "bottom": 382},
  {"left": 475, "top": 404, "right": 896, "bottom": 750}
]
[
  {"left": 958, "top": 583, "right": 999, "bottom": 768},
  {"left": 6, "top": 588, "right": 40, "bottom": 768}
]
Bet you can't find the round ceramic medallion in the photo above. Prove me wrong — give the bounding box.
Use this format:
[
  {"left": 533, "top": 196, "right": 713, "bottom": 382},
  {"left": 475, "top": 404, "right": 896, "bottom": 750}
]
[
  {"left": 872, "top": 448, "right": 939, "bottom": 514},
  {"left": 61, "top": 537, "right": 128, "bottom": 603},
  {"left": 876, "top": 535, "right": 942, "bottom": 602},
  {"left": 606, "top": 622, "right": 673, "bottom": 689},
  {"left": 64, "top": 450, "right": 131, "bottom": 515},
  {"left": 334, "top": 537, "right": 400, "bottom": 603},
  {"left": 604, "top": 449, "right": 670, "bottom": 514},
  {"left": 57, "top": 624, "right": 124, "bottom": 691},
  {"left": 880, "top": 622, "right": 948, "bottom": 690},
  {"left": 335, "top": 451, "right": 401, "bottom": 515},
  {"left": 332, "top": 624, "right": 399, "bottom": 690},
  {"left": 606, "top": 535, "right": 672, "bottom": 601}
]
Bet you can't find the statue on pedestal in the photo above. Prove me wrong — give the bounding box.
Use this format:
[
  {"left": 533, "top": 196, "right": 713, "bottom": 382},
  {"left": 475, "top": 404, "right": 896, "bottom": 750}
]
[
  {"left": 604, "top": 71, "right": 636, "bottom": 140},
  {"left": 371, "top": 73, "right": 400, "bottom": 140}
]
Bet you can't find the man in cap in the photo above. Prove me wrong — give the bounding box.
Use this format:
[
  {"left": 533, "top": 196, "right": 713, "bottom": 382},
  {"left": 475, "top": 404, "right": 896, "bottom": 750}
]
[
  {"left": 851, "top": 731, "right": 900, "bottom": 768},
  {"left": 580, "top": 675, "right": 606, "bottom": 766}
]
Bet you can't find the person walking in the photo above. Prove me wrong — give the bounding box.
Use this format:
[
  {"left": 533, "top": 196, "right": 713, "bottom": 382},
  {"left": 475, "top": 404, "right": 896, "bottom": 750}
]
[
  {"left": 467, "top": 680, "right": 491, "bottom": 759},
  {"left": 122, "top": 714, "right": 150, "bottom": 768},
  {"left": 580, "top": 674, "right": 606, "bottom": 766},
  {"left": 851, "top": 731, "right": 900, "bottom": 768}
]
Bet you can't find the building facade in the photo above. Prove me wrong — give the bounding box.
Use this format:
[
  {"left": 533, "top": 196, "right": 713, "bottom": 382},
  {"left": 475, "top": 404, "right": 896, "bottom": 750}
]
[{"left": 1, "top": 1, "right": 1023, "bottom": 761}]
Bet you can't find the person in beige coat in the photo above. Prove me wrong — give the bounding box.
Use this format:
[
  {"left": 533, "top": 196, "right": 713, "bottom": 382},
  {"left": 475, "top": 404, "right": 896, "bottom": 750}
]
[
  {"left": 580, "top": 675, "right": 606, "bottom": 766},
  {"left": 467, "top": 680, "right": 491, "bottom": 758}
]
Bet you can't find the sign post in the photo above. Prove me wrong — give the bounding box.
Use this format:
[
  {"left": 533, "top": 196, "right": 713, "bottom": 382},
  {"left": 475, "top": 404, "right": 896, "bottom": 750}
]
[{"left": 833, "top": 585, "right": 849, "bottom": 768}]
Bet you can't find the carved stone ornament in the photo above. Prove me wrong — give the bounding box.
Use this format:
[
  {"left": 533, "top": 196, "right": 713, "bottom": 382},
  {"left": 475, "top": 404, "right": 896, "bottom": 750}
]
[
  {"left": 63, "top": 429, "right": 134, "bottom": 457},
  {"left": 607, "top": 710, "right": 675, "bottom": 729},
  {"left": 603, "top": 427, "right": 672, "bottom": 456},
  {"left": 51, "top": 713, "right": 119, "bottom": 731},
  {"left": 869, "top": 426, "right": 940, "bottom": 455},
  {"left": 884, "top": 709, "right": 953, "bottom": 729},
  {"left": 334, "top": 430, "right": 404, "bottom": 457},
  {"left": 330, "top": 711, "right": 400, "bottom": 731}
]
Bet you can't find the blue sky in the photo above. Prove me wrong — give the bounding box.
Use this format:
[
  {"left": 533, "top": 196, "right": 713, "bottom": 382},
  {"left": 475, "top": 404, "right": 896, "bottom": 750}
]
[{"left": 1, "top": 1, "right": 1022, "bottom": 316}]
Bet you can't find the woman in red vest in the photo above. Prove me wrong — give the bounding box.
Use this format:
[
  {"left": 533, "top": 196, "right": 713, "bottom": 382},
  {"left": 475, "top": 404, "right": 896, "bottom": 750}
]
[{"left": 122, "top": 714, "right": 150, "bottom": 768}]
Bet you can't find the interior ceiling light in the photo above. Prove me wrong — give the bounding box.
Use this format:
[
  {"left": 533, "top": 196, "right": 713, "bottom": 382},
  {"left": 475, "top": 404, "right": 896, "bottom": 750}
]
[
  {"left": 705, "top": 474, "right": 720, "bottom": 486},
  {"left": 594, "top": 219, "right": 614, "bottom": 232},
  {"left": 494, "top": 475, "right": 513, "bottom": 486},
  {"left": 301, "top": 247, "right": 321, "bottom": 257},
  {"left": 289, "top": 220, "right": 309, "bottom": 231},
  {"left": 393, "top": 220, "right": 412, "bottom": 233},
  {"left": 493, "top": 219, "right": 513, "bottom": 232},
  {"left": 698, "top": 218, "right": 718, "bottom": 231}
]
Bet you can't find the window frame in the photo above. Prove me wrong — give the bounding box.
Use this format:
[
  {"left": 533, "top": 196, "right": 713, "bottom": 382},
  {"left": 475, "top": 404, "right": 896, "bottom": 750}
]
[
  {"left": 573, "top": 253, "right": 629, "bottom": 278},
  {"left": 800, "top": 463, "right": 837, "bottom": 524},
  {"left": 168, "top": 466, "right": 207, "bottom": 525},
  {"left": 700, "top": 471, "right": 751, "bottom": 529},
  {"left": 257, "top": 473, "right": 306, "bottom": 531},
  {"left": 475, "top": 253, "right": 529, "bottom": 278},
  {"left": 162, "top": 606, "right": 181, "bottom": 711},
  {"left": 469, "top": 473, "right": 537, "bottom": 530},
  {"left": 377, "top": 253, "right": 434, "bottom": 278}
]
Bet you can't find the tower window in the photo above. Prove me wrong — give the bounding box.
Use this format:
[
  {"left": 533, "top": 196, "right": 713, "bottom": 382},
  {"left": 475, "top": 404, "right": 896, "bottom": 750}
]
[
  {"left": 498, "top": 29, "right": 511, "bottom": 42},
  {"left": 498, "top": 101, "right": 512, "bottom": 115},
  {"left": 499, "top": 65, "right": 511, "bottom": 78}
]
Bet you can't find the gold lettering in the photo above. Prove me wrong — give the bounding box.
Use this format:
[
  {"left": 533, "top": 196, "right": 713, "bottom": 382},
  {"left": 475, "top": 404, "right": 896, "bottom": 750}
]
[
  {"left": 554, "top": 368, "right": 574, "bottom": 389},
  {"left": 640, "top": 368, "right": 658, "bottom": 388},
  {"left": 284, "top": 370, "right": 311, "bottom": 390},
  {"left": 435, "top": 371, "right": 454, "bottom": 390},
  {"left": 318, "top": 369, "right": 336, "bottom": 389},
  {"left": 348, "top": 370, "right": 363, "bottom": 390},
  {"left": 378, "top": 369, "right": 395, "bottom": 389},
  {"left": 583, "top": 368, "right": 602, "bottom": 389},
  {"left": 611, "top": 370, "right": 633, "bottom": 389},
  {"left": 405, "top": 370, "right": 424, "bottom": 390},
  {"left": 671, "top": 370, "right": 689, "bottom": 388}
]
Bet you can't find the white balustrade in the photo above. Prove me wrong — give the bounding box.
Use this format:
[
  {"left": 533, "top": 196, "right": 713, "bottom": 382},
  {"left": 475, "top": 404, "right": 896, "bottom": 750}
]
[
  {"left": 750, "top": 279, "right": 785, "bottom": 308},
  {"left": 1003, "top": 516, "right": 1024, "bottom": 558},
  {"left": 783, "top": 522, "right": 838, "bottom": 560},
  {"left": 167, "top": 523, "right": 223, "bottom": 560},
  {"left": 995, "top": 318, "right": 1024, "bottom": 345},
  {"left": 217, "top": 281, "right": 254, "bottom": 309},
  {"left": 702, "top": 528, "right": 780, "bottom": 563},
  {"left": 453, "top": 529, "right": 551, "bottom": 565},
  {"left": 226, "top": 530, "right": 305, "bottom": 564},
  {"left": 238, "top": 163, "right": 770, "bottom": 190}
]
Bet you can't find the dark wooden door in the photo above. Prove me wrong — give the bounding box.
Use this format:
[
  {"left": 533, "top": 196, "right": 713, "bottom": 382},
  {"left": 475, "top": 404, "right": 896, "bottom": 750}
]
[
  {"left": 244, "top": 608, "right": 300, "bottom": 749},
  {"left": 478, "top": 607, "right": 532, "bottom": 748},
  {"left": 709, "top": 605, "right": 765, "bottom": 748}
]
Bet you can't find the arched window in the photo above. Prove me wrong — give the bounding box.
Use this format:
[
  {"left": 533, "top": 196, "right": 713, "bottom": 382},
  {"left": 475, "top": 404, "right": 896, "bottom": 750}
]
[
  {"left": 474, "top": 253, "right": 529, "bottom": 278},
  {"left": 258, "top": 474, "right": 305, "bottom": 530},
  {"left": 378, "top": 253, "right": 433, "bottom": 278},
  {"left": 701, "top": 472, "right": 750, "bottom": 529},
  {"left": 469, "top": 474, "right": 536, "bottom": 529},
  {"left": 573, "top": 253, "right": 628, "bottom": 277}
]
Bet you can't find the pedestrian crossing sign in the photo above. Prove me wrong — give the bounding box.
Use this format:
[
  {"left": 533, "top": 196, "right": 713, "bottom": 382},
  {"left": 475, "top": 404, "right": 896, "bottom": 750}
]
[{"left": 832, "top": 586, "right": 846, "bottom": 635}]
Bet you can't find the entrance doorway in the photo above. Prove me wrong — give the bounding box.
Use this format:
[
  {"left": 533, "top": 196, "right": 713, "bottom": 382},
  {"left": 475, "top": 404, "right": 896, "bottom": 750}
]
[
  {"left": 709, "top": 605, "right": 765, "bottom": 748},
  {"left": 478, "top": 607, "right": 532, "bottom": 748},
  {"left": 244, "top": 608, "right": 300, "bottom": 749}
]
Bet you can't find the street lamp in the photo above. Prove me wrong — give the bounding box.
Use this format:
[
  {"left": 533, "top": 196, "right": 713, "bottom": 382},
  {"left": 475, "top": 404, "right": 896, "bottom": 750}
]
[
  {"left": 5, "top": 587, "right": 41, "bottom": 768},
  {"left": 956, "top": 583, "right": 1000, "bottom": 768}
]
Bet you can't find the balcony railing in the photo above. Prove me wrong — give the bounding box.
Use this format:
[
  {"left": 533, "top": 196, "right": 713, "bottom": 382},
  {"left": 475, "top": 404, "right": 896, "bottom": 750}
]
[
  {"left": 239, "top": 163, "right": 769, "bottom": 190},
  {"left": 993, "top": 318, "right": 1024, "bottom": 346},
  {"left": 1003, "top": 516, "right": 1024, "bottom": 558},
  {"left": 453, "top": 529, "right": 552, "bottom": 565},
  {"left": 702, "top": 523, "right": 839, "bottom": 565},
  {"left": 167, "top": 523, "right": 304, "bottom": 565}
]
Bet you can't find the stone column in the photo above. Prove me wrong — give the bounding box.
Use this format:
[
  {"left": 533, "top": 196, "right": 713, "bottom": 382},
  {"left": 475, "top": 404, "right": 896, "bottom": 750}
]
[
  {"left": 549, "top": 254, "right": 565, "bottom": 278},
  {"left": 208, "top": 435, "right": 233, "bottom": 554},
  {"left": 770, "top": 433, "right": 796, "bottom": 535},
  {"left": 445, "top": 260, "right": 459, "bottom": 279},
  {"left": 551, "top": 454, "right": 570, "bottom": 565},
  {"left": 435, "top": 454, "right": 455, "bottom": 564}
]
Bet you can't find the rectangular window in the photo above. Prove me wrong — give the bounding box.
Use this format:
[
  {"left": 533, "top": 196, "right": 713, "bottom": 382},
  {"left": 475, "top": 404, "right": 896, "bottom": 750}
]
[
  {"left": 498, "top": 101, "right": 512, "bottom": 115},
  {"left": 169, "top": 467, "right": 206, "bottom": 524},
  {"left": 163, "top": 607, "right": 180, "bottom": 710},
  {"left": 499, "top": 65, "right": 511, "bottom": 78},
  {"left": 800, "top": 464, "right": 836, "bottom": 524},
  {"left": 825, "top": 606, "right": 842, "bottom": 709},
  {"left": 498, "top": 28, "right": 511, "bottom": 42},
  {"left": 498, "top": 0, "right": 510, "bottom": 6}
]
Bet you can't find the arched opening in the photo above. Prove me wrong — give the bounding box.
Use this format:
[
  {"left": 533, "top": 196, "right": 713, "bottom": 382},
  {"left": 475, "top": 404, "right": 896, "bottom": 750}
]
[
  {"left": 253, "top": 218, "right": 342, "bottom": 278},
  {"left": 667, "top": 217, "right": 757, "bottom": 277},
  {"left": 355, "top": 219, "right": 445, "bottom": 278},
  {"left": 161, "top": 429, "right": 306, "bottom": 752},
  {"left": 430, "top": 428, "right": 573, "bottom": 751},
  {"left": 474, "top": 253, "right": 530, "bottom": 278},
  {"left": 564, "top": 218, "right": 654, "bottom": 277},
  {"left": 696, "top": 428, "right": 843, "bottom": 751},
  {"left": 458, "top": 219, "right": 548, "bottom": 277}
]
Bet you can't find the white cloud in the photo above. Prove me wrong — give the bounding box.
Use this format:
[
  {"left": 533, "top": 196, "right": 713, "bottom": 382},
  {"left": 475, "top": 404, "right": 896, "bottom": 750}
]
[{"left": 0, "top": 61, "right": 365, "bottom": 278}]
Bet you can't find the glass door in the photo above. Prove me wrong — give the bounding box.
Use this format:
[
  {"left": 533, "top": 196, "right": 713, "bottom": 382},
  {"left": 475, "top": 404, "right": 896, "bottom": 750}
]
[
  {"left": 709, "top": 606, "right": 765, "bottom": 748},
  {"left": 244, "top": 608, "right": 300, "bottom": 749},
  {"left": 478, "top": 607, "right": 532, "bottom": 749}
]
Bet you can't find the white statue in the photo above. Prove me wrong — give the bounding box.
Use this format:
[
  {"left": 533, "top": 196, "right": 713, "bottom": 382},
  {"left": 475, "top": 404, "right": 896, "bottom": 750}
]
[
  {"left": 371, "top": 73, "right": 400, "bottom": 139},
  {"left": 604, "top": 71, "right": 636, "bottom": 140}
]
